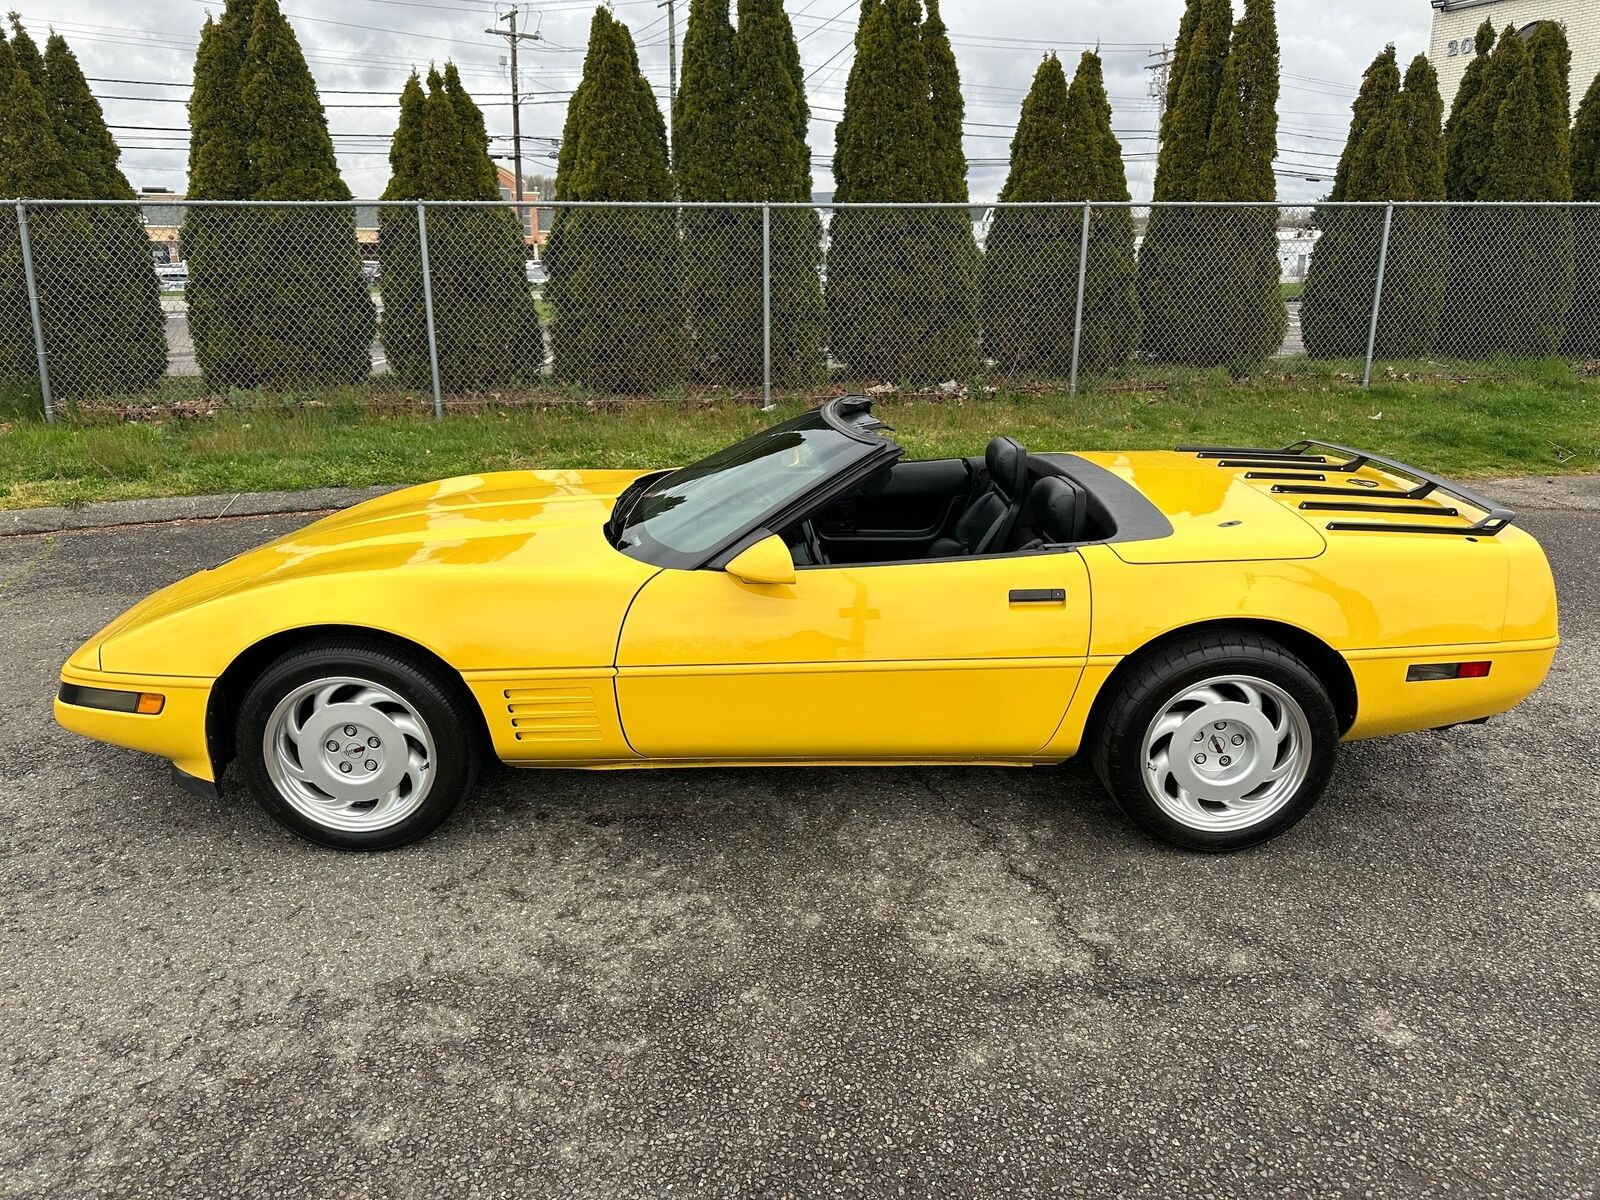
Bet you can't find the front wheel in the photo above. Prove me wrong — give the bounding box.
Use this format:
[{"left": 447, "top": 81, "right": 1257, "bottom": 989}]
[
  {"left": 1092, "top": 633, "right": 1339, "bottom": 851},
  {"left": 235, "top": 638, "right": 481, "bottom": 850}
]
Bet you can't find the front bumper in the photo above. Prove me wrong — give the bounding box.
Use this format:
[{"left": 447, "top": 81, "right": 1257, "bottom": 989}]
[{"left": 54, "top": 663, "right": 219, "bottom": 784}]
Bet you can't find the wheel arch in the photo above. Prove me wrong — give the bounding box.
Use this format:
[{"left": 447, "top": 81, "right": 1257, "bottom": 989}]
[
  {"left": 1084, "top": 618, "right": 1358, "bottom": 746},
  {"left": 206, "top": 624, "right": 494, "bottom": 774}
]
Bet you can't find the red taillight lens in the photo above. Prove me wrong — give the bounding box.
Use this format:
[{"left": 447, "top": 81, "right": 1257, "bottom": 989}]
[{"left": 1407, "top": 661, "right": 1493, "bottom": 682}]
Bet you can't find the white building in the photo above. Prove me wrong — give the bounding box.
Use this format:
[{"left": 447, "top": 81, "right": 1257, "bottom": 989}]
[{"left": 1430, "top": 1, "right": 1600, "bottom": 110}]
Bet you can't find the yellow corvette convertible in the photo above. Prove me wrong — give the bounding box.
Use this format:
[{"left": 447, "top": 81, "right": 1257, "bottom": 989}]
[{"left": 55, "top": 398, "right": 1557, "bottom": 852}]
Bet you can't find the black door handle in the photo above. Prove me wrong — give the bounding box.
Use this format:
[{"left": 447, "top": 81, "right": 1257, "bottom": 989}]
[{"left": 1009, "top": 588, "right": 1066, "bottom": 604}]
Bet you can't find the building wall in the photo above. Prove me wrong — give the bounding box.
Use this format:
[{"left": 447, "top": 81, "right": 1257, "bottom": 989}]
[
  {"left": 1430, "top": 1, "right": 1600, "bottom": 116},
  {"left": 494, "top": 164, "right": 543, "bottom": 245}
]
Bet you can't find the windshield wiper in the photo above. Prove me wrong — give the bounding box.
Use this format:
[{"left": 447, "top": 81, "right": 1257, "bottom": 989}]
[{"left": 604, "top": 474, "right": 653, "bottom": 546}]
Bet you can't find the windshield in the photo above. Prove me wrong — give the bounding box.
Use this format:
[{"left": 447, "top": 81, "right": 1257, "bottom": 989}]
[{"left": 615, "top": 409, "right": 881, "bottom": 567}]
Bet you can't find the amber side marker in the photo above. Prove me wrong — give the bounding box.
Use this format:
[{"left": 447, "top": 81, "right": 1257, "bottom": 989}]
[{"left": 58, "top": 683, "right": 166, "bottom": 714}]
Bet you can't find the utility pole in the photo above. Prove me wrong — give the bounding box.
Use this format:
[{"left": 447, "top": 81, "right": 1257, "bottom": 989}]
[
  {"left": 1144, "top": 43, "right": 1173, "bottom": 111},
  {"left": 486, "top": 6, "right": 542, "bottom": 220},
  {"left": 658, "top": 0, "right": 678, "bottom": 116}
]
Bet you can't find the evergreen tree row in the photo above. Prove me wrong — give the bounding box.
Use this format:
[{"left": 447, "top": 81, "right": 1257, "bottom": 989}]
[
  {"left": 1438, "top": 20, "right": 1574, "bottom": 359},
  {"left": 981, "top": 52, "right": 1139, "bottom": 375},
  {"left": 184, "top": 0, "right": 375, "bottom": 391},
  {"left": 379, "top": 64, "right": 542, "bottom": 391},
  {"left": 0, "top": 20, "right": 165, "bottom": 397},
  {"left": 1299, "top": 47, "right": 1446, "bottom": 359},
  {"left": 1138, "top": 0, "right": 1284, "bottom": 374},
  {"left": 826, "top": 0, "right": 981, "bottom": 384},
  {"left": 674, "top": 0, "right": 824, "bottom": 387},
  {"left": 1568, "top": 70, "right": 1600, "bottom": 357},
  {"left": 544, "top": 7, "right": 681, "bottom": 393}
]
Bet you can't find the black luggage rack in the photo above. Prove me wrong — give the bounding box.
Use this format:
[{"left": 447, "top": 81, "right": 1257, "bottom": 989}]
[{"left": 1175, "top": 439, "right": 1517, "bottom": 537}]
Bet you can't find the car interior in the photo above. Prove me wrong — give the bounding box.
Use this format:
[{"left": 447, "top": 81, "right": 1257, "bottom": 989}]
[{"left": 781, "top": 436, "right": 1123, "bottom": 568}]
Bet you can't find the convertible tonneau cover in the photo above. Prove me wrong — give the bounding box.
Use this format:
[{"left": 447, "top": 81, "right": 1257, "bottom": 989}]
[{"left": 1175, "top": 439, "right": 1517, "bottom": 538}]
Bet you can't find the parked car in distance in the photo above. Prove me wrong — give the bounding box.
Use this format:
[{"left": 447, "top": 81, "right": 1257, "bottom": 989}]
[
  {"left": 525, "top": 260, "right": 547, "bottom": 287},
  {"left": 55, "top": 398, "right": 1557, "bottom": 853},
  {"left": 154, "top": 263, "right": 188, "bottom": 292}
]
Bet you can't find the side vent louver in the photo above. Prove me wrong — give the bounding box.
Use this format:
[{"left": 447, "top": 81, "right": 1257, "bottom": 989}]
[{"left": 505, "top": 686, "right": 603, "bottom": 743}]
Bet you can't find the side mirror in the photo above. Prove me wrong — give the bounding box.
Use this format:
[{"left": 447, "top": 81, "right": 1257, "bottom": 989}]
[{"left": 725, "top": 534, "right": 796, "bottom": 586}]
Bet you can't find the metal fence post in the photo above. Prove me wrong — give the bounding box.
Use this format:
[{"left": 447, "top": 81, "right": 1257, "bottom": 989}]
[
  {"left": 1362, "top": 202, "right": 1395, "bottom": 389},
  {"left": 760, "top": 202, "right": 773, "bottom": 412},
  {"left": 15, "top": 200, "right": 53, "bottom": 423},
  {"left": 1067, "top": 199, "right": 1092, "bottom": 400},
  {"left": 415, "top": 201, "right": 444, "bottom": 420}
]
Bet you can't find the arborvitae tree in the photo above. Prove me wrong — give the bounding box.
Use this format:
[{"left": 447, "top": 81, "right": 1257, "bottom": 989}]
[
  {"left": 674, "top": 0, "right": 736, "bottom": 199},
  {"left": 1443, "top": 21, "right": 1500, "bottom": 203},
  {"left": 1301, "top": 46, "right": 1405, "bottom": 359},
  {"left": 981, "top": 52, "right": 1139, "bottom": 376},
  {"left": 0, "top": 25, "right": 166, "bottom": 397},
  {"left": 1440, "top": 22, "right": 1574, "bottom": 358},
  {"left": 1199, "top": 0, "right": 1284, "bottom": 373},
  {"left": 1438, "top": 22, "right": 1507, "bottom": 357},
  {"left": 922, "top": 0, "right": 966, "bottom": 201},
  {"left": 379, "top": 65, "right": 542, "bottom": 393},
  {"left": 545, "top": 8, "right": 681, "bottom": 393},
  {"left": 0, "top": 38, "right": 86, "bottom": 390},
  {"left": 827, "top": 0, "right": 979, "bottom": 384},
  {"left": 1564, "top": 70, "right": 1600, "bottom": 356},
  {"left": 1381, "top": 53, "right": 1448, "bottom": 358},
  {"left": 674, "top": 0, "right": 741, "bottom": 382},
  {"left": 1137, "top": 0, "right": 1232, "bottom": 363},
  {"left": 727, "top": 0, "right": 824, "bottom": 385},
  {"left": 40, "top": 31, "right": 166, "bottom": 395},
  {"left": 376, "top": 74, "right": 429, "bottom": 386},
  {"left": 1479, "top": 21, "right": 1574, "bottom": 356},
  {"left": 183, "top": 0, "right": 374, "bottom": 391}
]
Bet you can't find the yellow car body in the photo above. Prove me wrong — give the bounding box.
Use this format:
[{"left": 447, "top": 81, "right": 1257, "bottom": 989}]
[{"left": 57, "top": 433, "right": 1557, "bottom": 801}]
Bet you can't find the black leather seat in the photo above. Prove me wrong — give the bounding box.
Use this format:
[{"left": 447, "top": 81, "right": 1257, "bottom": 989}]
[
  {"left": 929, "top": 436, "right": 1028, "bottom": 557},
  {"left": 1007, "top": 475, "right": 1088, "bottom": 550}
]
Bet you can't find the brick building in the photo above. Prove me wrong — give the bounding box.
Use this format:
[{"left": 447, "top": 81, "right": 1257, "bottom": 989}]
[{"left": 1430, "top": 1, "right": 1600, "bottom": 110}]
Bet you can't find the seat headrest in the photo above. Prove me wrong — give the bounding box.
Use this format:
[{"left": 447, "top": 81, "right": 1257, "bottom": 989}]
[
  {"left": 984, "top": 436, "right": 1027, "bottom": 499},
  {"left": 1024, "top": 476, "right": 1081, "bottom": 544}
]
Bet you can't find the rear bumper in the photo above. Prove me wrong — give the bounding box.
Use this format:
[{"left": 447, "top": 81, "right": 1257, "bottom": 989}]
[
  {"left": 1343, "top": 637, "right": 1558, "bottom": 741},
  {"left": 54, "top": 663, "right": 218, "bottom": 783}
]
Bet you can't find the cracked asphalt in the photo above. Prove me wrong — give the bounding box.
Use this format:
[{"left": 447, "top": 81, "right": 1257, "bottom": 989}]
[{"left": 1, "top": 498, "right": 1596, "bottom": 1198}]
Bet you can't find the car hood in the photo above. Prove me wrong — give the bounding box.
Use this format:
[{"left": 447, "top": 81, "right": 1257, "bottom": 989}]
[
  {"left": 1073, "top": 451, "right": 1328, "bottom": 563},
  {"left": 81, "top": 470, "right": 653, "bottom": 668}
]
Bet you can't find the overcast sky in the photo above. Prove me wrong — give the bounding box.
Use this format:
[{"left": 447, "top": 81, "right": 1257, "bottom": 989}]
[{"left": 29, "top": 0, "right": 1436, "bottom": 203}]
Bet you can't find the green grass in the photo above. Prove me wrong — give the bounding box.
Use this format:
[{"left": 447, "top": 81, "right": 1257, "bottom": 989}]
[
  {"left": 1280, "top": 280, "right": 1305, "bottom": 301},
  {"left": 1, "top": 358, "right": 1595, "bottom": 510}
]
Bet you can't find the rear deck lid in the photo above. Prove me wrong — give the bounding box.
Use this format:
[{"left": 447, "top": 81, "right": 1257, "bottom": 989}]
[{"left": 1073, "top": 451, "right": 1328, "bottom": 563}]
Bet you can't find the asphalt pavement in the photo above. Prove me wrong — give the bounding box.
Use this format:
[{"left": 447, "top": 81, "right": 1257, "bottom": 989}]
[{"left": 0, "top": 490, "right": 1596, "bottom": 1197}]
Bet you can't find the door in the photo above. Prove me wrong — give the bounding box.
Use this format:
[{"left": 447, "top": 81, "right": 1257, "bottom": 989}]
[{"left": 614, "top": 551, "right": 1091, "bottom": 760}]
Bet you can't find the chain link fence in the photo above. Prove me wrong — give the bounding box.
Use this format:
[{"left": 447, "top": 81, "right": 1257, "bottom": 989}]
[{"left": 3, "top": 198, "right": 1597, "bottom": 421}]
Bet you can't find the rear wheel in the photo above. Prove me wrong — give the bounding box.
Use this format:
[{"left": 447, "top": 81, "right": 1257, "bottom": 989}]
[
  {"left": 236, "top": 638, "right": 481, "bottom": 850},
  {"left": 1092, "top": 633, "right": 1339, "bottom": 851}
]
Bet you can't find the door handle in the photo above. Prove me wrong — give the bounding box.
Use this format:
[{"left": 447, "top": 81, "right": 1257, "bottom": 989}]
[{"left": 1009, "top": 588, "right": 1066, "bottom": 604}]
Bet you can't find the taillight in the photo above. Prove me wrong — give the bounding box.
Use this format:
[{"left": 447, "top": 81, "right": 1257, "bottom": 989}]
[{"left": 1406, "top": 661, "right": 1492, "bottom": 682}]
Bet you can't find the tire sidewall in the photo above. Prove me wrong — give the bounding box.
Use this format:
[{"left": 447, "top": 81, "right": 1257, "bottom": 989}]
[
  {"left": 236, "top": 645, "right": 476, "bottom": 850},
  {"left": 1103, "top": 645, "right": 1340, "bottom": 852}
]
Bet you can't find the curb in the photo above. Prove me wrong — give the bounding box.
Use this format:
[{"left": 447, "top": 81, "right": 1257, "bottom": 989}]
[{"left": 0, "top": 486, "right": 402, "bottom": 537}]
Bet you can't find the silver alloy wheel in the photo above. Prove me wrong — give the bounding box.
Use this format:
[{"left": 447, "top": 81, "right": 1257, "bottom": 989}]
[
  {"left": 1139, "top": 673, "right": 1312, "bottom": 833},
  {"left": 262, "top": 676, "right": 436, "bottom": 833}
]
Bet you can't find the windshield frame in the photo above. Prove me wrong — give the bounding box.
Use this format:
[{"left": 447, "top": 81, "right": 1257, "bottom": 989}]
[{"left": 613, "top": 398, "right": 901, "bottom": 571}]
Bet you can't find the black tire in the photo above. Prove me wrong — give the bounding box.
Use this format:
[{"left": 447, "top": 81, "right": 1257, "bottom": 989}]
[
  {"left": 1091, "top": 631, "right": 1340, "bottom": 852},
  {"left": 235, "top": 636, "right": 482, "bottom": 850}
]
